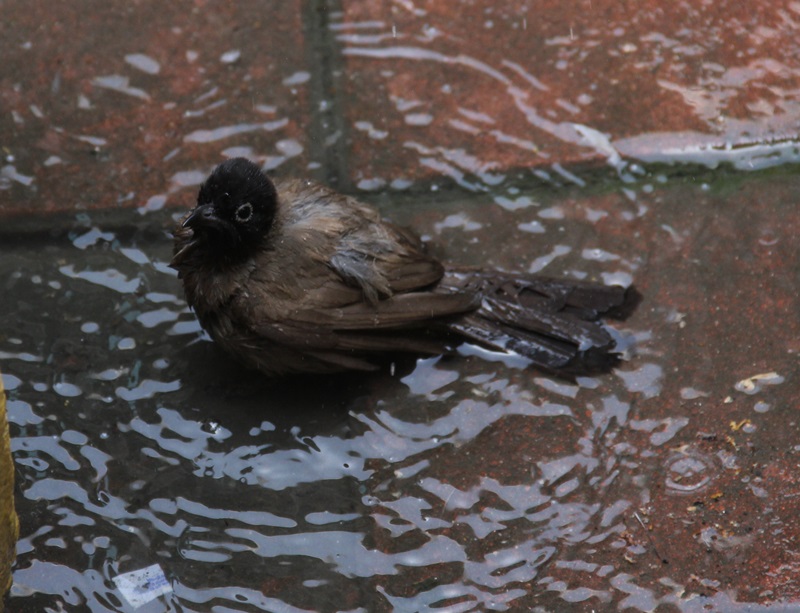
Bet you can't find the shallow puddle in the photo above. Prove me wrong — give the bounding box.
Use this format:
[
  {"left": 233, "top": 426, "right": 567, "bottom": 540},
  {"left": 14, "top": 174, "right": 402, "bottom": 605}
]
[{"left": 2, "top": 166, "right": 798, "bottom": 611}]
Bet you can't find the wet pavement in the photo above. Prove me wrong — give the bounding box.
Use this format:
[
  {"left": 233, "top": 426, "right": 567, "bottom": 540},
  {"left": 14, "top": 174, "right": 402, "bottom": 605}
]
[{"left": 2, "top": 1, "right": 800, "bottom": 611}]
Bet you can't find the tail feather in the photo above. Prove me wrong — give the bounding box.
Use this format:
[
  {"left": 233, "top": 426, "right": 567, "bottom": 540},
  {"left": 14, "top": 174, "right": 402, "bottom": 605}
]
[
  {"left": 480, "top": 296, "right": 612, "bottom": 351},
  {"left": 441, "top": 268, "right": 629, "bottom": 372},
  {"left": 513, "top": 276, "right": 626, "bottom": 313},
  {"left": 451, "top": 315, "right": 578, "bottom": 369}
]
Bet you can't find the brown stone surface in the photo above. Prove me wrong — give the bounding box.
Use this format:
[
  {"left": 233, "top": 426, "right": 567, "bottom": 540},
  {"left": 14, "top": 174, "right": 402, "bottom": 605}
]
[
  {"left": 0, "top": 0, "right": 312, "bottom": 218},
  {"left": 577, "top": 175, "right": 800, "bottom": 606},
  {"left": 3, "top": 0, "right": 800, "bottom": 219},
  {"left": 335, "top": 0, "right": 800, "bottom": 188},
  {"left": 355, "top": 171, "right": 800, "bottom": 609}
]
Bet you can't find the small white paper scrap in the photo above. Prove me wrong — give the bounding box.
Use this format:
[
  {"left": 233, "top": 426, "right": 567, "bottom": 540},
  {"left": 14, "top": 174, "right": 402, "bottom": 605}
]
[{"left": 113, "top": 564, "right": 172, "bottom": 608}]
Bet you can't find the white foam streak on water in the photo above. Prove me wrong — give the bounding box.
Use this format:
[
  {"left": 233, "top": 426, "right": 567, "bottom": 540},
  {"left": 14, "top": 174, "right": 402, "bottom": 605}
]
[
  {"left": 344, "top": 45, "right": 513, "bottom": 85},
  {"left": 614, "top": 130, "right": 800, "bottom": 170},
  {"left": 91, "top": 75, "right": 150, "bottom": 101},
  {"left": 124, "top": 53, "right": 160, "bottom": 75},
  {"left": 183, "top": 119, "right": 289, "bottom": 143},
  {"left": 224, "top": 528, "right": 466, "bottom": 577},
  {"left": 59, "top": 265, "right": 140, "bottom": 293}
]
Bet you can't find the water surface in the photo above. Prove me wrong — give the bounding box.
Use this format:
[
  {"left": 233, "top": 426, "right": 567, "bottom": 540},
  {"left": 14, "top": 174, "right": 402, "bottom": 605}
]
[{"left": 3, "top": 167, "right": 798, "bottom": 611}]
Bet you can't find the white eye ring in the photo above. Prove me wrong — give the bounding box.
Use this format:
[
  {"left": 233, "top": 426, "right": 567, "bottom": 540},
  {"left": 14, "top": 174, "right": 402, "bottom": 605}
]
[{"left": 235, "top": 202, "right": 253, "bottom": 223}]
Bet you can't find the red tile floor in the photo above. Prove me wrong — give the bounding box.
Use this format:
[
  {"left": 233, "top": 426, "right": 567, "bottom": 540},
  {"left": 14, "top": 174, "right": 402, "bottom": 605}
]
[{"left": 2, "top": 1, "right": 799, "bottom": 610}]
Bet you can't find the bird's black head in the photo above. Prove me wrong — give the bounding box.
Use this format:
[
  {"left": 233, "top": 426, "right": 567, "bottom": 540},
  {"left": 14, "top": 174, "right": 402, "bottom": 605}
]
[{"left": 184, "top": 158, "right": 278, "bottom": 259}]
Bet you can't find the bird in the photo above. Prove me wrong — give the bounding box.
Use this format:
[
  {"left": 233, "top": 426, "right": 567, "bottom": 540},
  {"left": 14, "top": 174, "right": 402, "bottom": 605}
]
[{"left": 170, "top": 157, "right": 631, "bottom": 377}]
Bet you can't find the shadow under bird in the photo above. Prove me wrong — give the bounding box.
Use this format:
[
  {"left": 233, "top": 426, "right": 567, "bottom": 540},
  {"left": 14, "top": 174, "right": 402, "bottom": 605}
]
[{"left": 171, "top": 158, "right": 632, "bottom": 377}]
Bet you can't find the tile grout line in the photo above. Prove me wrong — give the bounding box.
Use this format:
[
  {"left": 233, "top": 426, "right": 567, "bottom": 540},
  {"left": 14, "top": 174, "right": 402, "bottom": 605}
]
[{"left": 301, "top": 0, "right": 350, "bottom": 191}]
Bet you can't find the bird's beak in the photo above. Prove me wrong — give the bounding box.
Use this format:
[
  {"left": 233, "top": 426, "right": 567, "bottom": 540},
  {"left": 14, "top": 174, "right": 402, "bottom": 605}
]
[{"left": 182, "top": 203, "right": 218, "bottom": 229}]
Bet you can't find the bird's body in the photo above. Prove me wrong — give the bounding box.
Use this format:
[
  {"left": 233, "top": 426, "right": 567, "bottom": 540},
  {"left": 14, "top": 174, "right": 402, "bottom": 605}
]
[{"left": 171, "top": 158, "right": 628, "bottom": 376}]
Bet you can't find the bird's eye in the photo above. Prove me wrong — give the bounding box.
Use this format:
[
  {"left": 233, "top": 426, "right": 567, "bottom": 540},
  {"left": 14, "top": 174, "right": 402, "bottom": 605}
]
[{"left": 235, "top": 202, "right": 253, "bottom": 223}]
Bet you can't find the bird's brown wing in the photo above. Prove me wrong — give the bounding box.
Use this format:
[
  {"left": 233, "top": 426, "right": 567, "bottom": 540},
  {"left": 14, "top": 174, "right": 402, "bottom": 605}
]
[
  {"left": 227, "top": 289, "right": 478, "bottom": 374},
  {"left": 222, "top": 209, "right": 479, "bottom": 373},
  {"left": 287, "top": 290, "right": 480, "bottom": 330}
]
